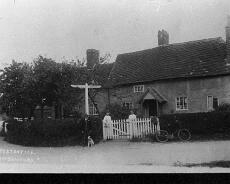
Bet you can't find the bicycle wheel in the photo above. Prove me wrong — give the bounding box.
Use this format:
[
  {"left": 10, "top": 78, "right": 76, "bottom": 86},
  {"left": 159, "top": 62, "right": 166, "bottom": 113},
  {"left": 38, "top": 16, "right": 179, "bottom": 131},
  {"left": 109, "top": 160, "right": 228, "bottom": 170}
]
[
  {"left": 156, "top": 130, "right": 168, "bottom": 143},
  {"left": 178, "top": 129, "right": 191, "bottom": 141}
]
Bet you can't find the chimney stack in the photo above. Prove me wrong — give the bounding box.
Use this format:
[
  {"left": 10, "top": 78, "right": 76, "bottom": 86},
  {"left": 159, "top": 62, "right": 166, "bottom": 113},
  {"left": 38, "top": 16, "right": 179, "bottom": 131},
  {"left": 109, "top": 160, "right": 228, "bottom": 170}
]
[
  {"left": 86, "top": 49, "right": 99, "bottom": 69},
  {"left": 226, "top": 16, "right": 230, "bottom": 64},
  {"left": 158, "top": 29, "right": 169, "bottom": 46}
]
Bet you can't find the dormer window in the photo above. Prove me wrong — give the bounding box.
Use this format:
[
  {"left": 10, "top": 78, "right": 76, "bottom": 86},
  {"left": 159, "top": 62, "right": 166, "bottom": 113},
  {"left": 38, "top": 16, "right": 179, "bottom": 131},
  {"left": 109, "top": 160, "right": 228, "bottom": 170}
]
[{"left": 134, "top": 85, "right": 144, "bottom": 93}]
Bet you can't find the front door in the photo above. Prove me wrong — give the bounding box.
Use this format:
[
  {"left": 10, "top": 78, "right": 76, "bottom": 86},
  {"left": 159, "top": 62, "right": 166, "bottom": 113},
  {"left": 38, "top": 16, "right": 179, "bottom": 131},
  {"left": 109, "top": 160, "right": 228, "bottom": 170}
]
[
  {"left": 149, "top": 100, "right": 157, "bottom": 116},
  {"left": 143, "top": 99, "right": 158, "bottom": 116}
]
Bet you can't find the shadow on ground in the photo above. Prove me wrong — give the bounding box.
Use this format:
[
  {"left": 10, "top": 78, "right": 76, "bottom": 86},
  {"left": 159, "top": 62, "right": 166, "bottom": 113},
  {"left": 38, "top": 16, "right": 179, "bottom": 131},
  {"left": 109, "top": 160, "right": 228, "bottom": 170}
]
[{"left": 179, "top": 160, "right": 230, "bottom": 168}]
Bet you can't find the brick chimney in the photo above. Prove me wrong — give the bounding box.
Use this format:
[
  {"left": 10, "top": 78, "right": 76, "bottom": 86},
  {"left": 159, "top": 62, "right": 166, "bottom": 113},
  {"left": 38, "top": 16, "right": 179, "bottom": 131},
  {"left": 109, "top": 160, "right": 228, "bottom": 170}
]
[
  {"left": 226, "top": 16, "right": 230, "bottom": 65},
  {"left": 158, "top": 29, "right": 169, "bottom": 46},
  {"left": 86, "top": 49, "right": 99, "bottom": 69}
]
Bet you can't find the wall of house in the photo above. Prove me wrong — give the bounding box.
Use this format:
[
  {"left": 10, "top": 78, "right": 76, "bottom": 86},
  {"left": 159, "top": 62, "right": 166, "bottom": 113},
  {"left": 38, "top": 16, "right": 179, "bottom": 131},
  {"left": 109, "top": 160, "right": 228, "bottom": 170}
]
[
  {"left": 107, "top": 75, "right": 230, "bottom": 116},
  {"left": 93, "top": 88, "right": 109, "bottom": 115}
]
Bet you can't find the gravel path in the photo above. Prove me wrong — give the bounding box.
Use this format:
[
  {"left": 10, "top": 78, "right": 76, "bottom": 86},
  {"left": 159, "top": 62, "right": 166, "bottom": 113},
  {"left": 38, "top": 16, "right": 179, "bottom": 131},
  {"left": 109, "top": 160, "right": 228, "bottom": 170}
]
[{"left": 0, "top": 138, "right": 230, "bottom": 173}]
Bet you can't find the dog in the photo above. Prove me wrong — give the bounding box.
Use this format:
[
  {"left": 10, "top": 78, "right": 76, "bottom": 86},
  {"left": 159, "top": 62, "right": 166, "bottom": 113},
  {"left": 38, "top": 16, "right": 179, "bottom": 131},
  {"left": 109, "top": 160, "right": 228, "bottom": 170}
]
[{"left": 88, "top": 136, "right": 94, "bottom": 147}]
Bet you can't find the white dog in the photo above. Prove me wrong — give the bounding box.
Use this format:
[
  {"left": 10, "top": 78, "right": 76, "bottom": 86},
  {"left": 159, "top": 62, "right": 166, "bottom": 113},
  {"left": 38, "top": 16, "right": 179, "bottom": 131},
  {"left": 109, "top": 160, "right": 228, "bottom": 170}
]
[{"left": 88, "top": 136, "right": 94, "bottom": 147}]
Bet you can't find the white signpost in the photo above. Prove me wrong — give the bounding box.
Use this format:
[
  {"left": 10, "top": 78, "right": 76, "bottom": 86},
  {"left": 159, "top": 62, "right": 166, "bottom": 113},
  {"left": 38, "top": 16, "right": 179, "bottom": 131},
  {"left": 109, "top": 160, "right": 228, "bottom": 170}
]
[{"left": 71, "top": 83, "right": 101, "bottom": 115}]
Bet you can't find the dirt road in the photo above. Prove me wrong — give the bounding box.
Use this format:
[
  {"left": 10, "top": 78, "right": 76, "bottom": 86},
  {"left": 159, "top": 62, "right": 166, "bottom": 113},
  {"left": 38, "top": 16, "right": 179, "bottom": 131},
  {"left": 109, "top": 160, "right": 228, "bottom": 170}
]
[{"left": 0, "top": 138, "right": 230, "bottom": 173}]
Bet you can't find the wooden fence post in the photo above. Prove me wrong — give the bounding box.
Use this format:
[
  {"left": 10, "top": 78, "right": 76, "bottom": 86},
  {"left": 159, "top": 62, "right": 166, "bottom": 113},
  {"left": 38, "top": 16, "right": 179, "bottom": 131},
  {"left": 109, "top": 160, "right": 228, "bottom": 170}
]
[
  {"left": 103, "top": 121, "right": 106, "bottom": 140},
  {"left": 129, "top": 119, "right": 133, "bottom": 139}
]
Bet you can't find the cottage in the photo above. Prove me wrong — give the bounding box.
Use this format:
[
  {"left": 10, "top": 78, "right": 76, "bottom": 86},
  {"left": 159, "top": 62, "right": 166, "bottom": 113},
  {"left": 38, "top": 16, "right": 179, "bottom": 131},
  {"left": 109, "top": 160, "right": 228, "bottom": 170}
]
[{"left": 80, "top": 16, "right": 230, "bottom": 118}]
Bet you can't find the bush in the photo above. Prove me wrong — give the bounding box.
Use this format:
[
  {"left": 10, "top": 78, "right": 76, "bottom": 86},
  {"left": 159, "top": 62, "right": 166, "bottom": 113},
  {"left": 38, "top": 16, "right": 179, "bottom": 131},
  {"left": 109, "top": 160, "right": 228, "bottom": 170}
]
[
  {"left": 215, "top": 103, "right": 230, "bottom": 112},
  {"left": 5, "top": 118, "right": 81, "bottom": 146},
  {"left": 102, "top": 103, "right": 131, "bottom": 120},
  {"left": 159, "top": 111, "right": 230, "bottom": 135},
  {"left": 5, "top": 116, "right": 103, "bottom": 147}
]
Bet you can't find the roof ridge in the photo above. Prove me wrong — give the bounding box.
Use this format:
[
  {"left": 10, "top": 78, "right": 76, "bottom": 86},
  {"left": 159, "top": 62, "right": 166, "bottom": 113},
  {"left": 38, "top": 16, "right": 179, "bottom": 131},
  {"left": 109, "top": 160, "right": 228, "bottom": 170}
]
[
  {"left": 117, "top": 37, "right": 224, "bottom": 57},
  {"left": 167, "top": 37, "right": 224, "bottom": 47}
]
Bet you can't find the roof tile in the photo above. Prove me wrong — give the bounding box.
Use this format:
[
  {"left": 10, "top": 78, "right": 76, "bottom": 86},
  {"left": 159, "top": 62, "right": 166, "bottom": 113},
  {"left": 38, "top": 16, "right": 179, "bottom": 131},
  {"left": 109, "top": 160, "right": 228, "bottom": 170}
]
[{"left": 109, "top": 37, "right": 230, "bottom": 86}]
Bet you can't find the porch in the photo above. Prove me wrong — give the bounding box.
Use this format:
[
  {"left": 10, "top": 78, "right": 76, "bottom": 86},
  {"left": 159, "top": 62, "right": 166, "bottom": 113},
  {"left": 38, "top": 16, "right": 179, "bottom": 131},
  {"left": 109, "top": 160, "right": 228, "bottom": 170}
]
[{"left": 138, "top": 87, "right": 167, "bottom": 117}]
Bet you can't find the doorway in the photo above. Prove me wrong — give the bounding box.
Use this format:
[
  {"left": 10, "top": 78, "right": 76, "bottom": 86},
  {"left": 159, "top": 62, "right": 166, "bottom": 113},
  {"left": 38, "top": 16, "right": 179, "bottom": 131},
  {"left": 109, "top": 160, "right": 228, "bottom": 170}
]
[{"left": 143, "top": 99, "right": 158, "bottom": 117}]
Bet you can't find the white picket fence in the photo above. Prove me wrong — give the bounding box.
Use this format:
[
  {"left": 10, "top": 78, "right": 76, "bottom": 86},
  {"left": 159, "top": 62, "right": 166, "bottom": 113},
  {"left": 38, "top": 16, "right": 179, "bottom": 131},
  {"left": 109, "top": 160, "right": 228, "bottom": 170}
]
[{"left": 103, "top": 118, "right": 160, "bottom": 140}]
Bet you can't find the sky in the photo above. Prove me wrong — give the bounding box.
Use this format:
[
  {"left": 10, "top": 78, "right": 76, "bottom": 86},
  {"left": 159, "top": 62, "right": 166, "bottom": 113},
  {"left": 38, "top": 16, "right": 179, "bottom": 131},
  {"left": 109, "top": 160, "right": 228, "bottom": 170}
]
[{"left": 0, "top": 0, "right": 230, "bottom": 68}]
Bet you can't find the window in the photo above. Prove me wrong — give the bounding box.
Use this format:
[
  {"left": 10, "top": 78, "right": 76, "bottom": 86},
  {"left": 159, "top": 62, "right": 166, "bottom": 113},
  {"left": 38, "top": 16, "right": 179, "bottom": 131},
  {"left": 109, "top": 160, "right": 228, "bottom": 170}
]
[
  {"left": 73, "top": 105, "right": 80, "bottom": 111},
  {"left": 207, "top": 96, "right": 219, "bottom": 111},
  {"left": 122, "top": 102, "right": 133, "bottom": 110},
  {"left": 176, "top": 97, "right": 188, "bottom": 110},
  {"left": 89, "top": 101, "right": 98, "bottom": 115},
  {"left": 134, "top": 85, "right": 144, "bottom": 93}
]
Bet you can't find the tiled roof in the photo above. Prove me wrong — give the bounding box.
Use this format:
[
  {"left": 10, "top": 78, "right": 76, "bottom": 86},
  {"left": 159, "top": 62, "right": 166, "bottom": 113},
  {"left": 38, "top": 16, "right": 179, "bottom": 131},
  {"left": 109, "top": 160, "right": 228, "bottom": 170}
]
[
  {"left": 74, "top": 63, "right": 114, "bottom": 87},
  {"left": 109, "top": 37, "right": 230, "bottom": 86},
  {"left": 93, "top": 63, "right": 114, "bottom": 86}
]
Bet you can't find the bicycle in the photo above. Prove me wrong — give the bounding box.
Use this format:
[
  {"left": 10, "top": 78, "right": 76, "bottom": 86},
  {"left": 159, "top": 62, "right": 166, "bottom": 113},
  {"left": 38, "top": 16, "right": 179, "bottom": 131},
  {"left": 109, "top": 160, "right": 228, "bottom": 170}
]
[
  {"left": 155, "top": 121, "right": 191, "bottom": 143},
  {"left": 155, "top": 128, "right": 191, "bottom": 142}
]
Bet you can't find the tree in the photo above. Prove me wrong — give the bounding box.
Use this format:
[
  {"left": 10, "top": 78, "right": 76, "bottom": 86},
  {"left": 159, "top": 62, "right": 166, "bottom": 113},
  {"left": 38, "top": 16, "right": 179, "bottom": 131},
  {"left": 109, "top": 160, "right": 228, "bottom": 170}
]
[
  {"left": 0, "top": 53, "right": 112, "bottom": 119},
  {"left": 99, "top": 52, "right": 111, "bottom": 64},
  {"left": 32, "top": 56, "right": 60, "bottom": 118},
  {"left": 0, "top": 60, "right": 35, "bottom": 118},
  {"left": 54, "top": 62, "right": 84, "bottom": 118},
  {"left": 88, "top": 54, "right": 113, "bottom": 116},
  {"left": 33, "top": 55, "right": 86, "bottom": 119}
]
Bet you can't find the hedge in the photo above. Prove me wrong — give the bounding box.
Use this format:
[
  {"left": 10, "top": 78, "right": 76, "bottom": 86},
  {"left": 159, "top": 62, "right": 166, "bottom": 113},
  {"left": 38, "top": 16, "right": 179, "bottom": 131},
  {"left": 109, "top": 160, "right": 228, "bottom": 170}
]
[
  {"left": 5, "top": 116, "right": 103, "bottom": 147},
  {"left": 101, "top": 103, "right": 133, "bottom": 120},
  {"left": 159, "top": 111, "right": 230, "bottom": 135},
  {"left": 6, "top": 111, "right": 230, "bottom": 146}
]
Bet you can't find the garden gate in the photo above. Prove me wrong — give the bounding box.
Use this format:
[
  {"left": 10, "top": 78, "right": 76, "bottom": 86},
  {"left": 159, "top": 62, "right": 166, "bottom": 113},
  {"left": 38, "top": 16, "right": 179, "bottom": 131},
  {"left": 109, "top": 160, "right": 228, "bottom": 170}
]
[{"left": 103, "top": 118, "right": 159, "bottom": 140}]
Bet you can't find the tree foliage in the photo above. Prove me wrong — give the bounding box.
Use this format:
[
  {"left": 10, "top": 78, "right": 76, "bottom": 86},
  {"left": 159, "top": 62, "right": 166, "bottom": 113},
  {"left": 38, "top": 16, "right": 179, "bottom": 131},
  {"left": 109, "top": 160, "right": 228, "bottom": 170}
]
[
  {"left": 0, "top": 52, "right": 112, "bottom": 119},
  {"left": 0, "top": 60, "right": 34, "bottom": 117},
  {"left": 0, "top": 56, "right": 83, "bottom": 118}
]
